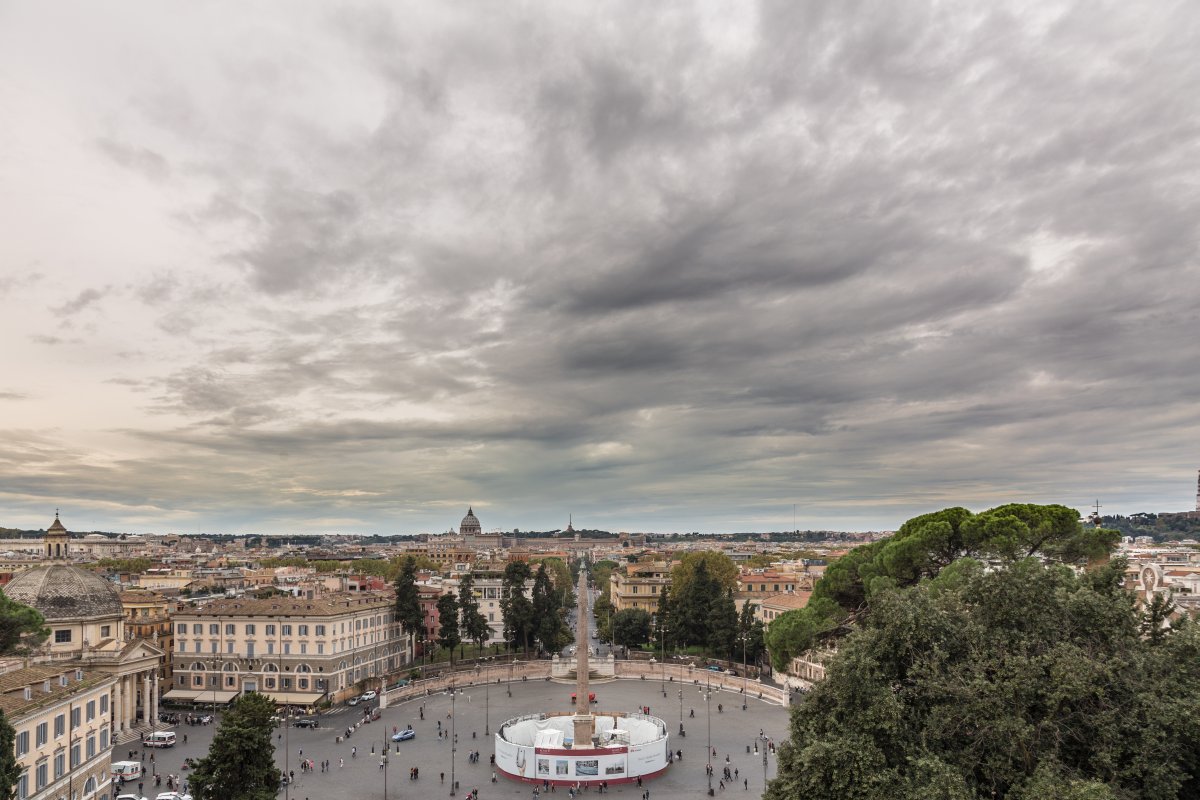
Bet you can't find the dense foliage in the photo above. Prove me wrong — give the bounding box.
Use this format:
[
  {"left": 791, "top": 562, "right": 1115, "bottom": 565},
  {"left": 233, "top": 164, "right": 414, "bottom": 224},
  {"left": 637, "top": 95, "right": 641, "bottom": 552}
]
[
  {"left": 0, "top": 711, "right": 18, "bottom": 800},
  {"left": 189, "top": 692, "right": 279, "bottom": 800},
  {"left": 393, "top": 556, "right": 424, "bottom": 649},
  {"left": 0, "top": 590, "right": 48, "bottom": 655},
  {"left": 501, "top": 562, "right": 535, "bottom": 654},
  {"left": 765, "top": 557, "right": 1200, "bottom": 800},
  {"left": 436, "top": 591, "right": 461, "bottom": 664},
  {"left": 766, "top": 504, "right": 1119, "bottom": 669},
  {"left": 93, "top": 557, "right": 153, "bottom": 573},
  {"left": 457, "top": 572, "right": 490, "bottom": 653}
]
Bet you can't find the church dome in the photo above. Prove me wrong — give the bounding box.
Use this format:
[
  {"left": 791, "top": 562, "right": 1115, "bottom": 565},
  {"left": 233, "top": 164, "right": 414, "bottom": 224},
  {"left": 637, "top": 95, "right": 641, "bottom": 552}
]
[
  {"left": 460, "top": 507, "right": 482, "bottom": 535},
  {"left": 4, "top": 563, "right": 124, "bottom": 622}
]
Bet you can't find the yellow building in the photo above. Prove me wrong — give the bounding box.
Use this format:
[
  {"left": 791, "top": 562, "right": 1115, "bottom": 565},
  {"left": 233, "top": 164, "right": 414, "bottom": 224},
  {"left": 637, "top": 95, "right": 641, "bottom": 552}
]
[
  {"left": 167, "top": 591, "right": 407, "bottom": 708},
  {"left": 609, "top": 562, "right": 671, "bottom": 614},
  {"left": 120, "top": 589, "right": 175, "bottom": 682},
  {"left": 0, "top": 664, "right": 116, "bottom": 800}
]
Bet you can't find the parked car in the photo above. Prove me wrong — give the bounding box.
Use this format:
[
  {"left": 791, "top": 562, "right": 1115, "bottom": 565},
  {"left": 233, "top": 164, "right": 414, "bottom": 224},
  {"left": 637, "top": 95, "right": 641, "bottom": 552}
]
[
  {"left": 707, "top": 665, "right": 723, "bottom": 672},
  {"left": 392, "top": 726, "right": 416, "bottom": 742},
  {"left": 116, "top": 795, "right": 148, "bottom": 800},
  {"left": 293, "top": 717, "right": 319, "bottom": 729},
  {"left": 361, "top": 690, "right": 378, "bottom": 701},
  {"left": 155, "top": 793, "right": 192, "bottom": 800},
  {"left": 347, "top": 696, "right": 361, "bottom": 706}
]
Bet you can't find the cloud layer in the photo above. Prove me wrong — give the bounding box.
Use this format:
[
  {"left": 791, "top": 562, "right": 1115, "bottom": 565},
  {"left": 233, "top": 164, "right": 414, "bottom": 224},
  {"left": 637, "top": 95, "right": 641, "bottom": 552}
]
[{"left": 1, "top": 0, "right": 1198, "bottom": 534}]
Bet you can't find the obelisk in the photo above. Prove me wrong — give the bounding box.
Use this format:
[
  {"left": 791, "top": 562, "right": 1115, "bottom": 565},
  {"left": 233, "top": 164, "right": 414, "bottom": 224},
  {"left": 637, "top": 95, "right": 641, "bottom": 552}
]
[{"left": 573, "top": 568, "right": 594, "bottom": 747}]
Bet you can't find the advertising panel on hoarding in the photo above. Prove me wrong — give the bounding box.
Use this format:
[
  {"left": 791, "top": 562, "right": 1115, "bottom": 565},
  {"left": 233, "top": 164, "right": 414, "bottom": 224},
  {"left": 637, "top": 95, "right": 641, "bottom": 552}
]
[
  {"left": 537, "top": 759, "right": 550, "bottom": 776},
  {"left": 556, "top": 760, "right": 569, "bottom": 776},
  {"left": 577, "top": 760, "right": 599, "bottom": 776}
]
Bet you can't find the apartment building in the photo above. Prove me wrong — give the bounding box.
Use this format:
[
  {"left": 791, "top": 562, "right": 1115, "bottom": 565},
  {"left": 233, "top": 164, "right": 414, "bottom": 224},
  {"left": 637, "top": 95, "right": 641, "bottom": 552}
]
[
  {"left": 166, "top": 591, "right": 407, "bottom": 708},
  {"left": 609, "top": 562, "right": 671, "bottom": 614},
  {"left": 0, "top": 665, "right": 116, "bottom": 800}
]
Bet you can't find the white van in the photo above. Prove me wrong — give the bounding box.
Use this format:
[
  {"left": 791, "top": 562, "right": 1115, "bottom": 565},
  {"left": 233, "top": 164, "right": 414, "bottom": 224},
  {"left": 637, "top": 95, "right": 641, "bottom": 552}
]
[
  {"left": 143, "top": 731, "right": 177, "bottom": 748},
  {"left": 111, "top": 760, "right": 143, "bottom": 780}
]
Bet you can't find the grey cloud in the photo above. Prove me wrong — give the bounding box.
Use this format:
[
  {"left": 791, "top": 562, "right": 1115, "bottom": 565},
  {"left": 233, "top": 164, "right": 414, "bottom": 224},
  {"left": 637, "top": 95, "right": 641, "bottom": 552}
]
[
  {"left": 4, "top": 0, "right": 1200, "bottom": 533},
  {"left": 95, "top": 138, "right": 170, "bottom": 181},
  {"left": 49, "top": 287, "right": 109, "bottom": 316}
]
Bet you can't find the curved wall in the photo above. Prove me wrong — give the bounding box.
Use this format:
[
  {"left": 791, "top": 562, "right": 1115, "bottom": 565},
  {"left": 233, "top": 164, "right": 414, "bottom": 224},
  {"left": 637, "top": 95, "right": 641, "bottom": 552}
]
[{"left": 495, "top": 713, "right": 671, "bottom": 785}]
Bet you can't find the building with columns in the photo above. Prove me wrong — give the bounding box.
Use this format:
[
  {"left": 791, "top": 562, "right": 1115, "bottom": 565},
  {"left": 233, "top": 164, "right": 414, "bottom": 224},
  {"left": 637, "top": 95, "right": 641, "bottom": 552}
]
[{"left": 4, "top": 515, "right": 165, "bottom": 741}]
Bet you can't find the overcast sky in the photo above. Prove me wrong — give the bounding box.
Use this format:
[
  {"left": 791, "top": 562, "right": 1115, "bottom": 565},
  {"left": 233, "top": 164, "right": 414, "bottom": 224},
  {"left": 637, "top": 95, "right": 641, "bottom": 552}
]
[{"left": 1, "top": 1, "right": 1198, "bottom": 536}]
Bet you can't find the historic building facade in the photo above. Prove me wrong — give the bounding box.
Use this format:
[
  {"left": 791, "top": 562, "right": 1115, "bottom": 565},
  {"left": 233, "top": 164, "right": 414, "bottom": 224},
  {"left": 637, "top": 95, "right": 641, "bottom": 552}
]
[{"left": 167, "top": 591, "right": 407, "bottom": 708}]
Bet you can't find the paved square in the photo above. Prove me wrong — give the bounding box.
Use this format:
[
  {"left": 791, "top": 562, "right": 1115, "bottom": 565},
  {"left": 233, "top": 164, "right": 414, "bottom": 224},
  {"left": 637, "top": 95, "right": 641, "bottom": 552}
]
[{"left": 144, "top": 676, "right": 787, "bottom": 800}]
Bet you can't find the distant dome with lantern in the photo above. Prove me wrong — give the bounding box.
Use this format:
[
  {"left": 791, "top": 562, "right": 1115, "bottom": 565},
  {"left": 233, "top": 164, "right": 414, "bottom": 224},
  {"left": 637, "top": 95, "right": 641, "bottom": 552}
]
[{"left": 460, "top": 507, "right": 482, "bottom": 536}]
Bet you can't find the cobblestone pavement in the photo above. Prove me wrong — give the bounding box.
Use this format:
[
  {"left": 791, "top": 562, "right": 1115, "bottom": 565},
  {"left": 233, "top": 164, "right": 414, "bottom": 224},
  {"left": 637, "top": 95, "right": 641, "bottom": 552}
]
[{"left": 142, "top": 675, "right": 789, "bottom": 800}]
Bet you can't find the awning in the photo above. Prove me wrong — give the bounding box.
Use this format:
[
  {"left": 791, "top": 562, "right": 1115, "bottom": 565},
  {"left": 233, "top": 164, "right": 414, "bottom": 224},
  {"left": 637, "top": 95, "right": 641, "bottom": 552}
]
[
  {"left": 258, "top": 691, "right": 324, "bottom": 706},
  {"left": 188, "top": 690, "right": 239, "bottom": 704},
  {"left": 161, "top": 689, "right": 202, "bottom": 701}
]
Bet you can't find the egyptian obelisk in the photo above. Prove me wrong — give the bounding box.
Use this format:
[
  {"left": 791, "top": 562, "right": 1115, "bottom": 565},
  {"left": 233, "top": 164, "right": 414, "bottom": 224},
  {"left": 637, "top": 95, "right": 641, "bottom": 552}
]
[{"left": 573, "top": 568, "right": 594, "bottom": 746}]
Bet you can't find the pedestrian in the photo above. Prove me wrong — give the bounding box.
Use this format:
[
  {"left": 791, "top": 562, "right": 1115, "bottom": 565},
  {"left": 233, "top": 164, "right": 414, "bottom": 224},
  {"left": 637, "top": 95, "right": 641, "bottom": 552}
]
[
  {"left": 744, "top": 778, "right": 748, "bottom": 790},
  {"left": 183, "top": 734, "right": 187, "bottom": 744},
  {"left": 339, "top": 758, "right": 344, "bottom": 769},
  {"left": 441, "top": 772, "right": 445, "bottom": 784}
]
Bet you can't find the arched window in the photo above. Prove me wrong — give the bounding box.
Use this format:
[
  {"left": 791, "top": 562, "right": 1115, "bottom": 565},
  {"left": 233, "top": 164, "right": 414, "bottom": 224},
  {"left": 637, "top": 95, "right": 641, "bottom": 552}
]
[
  {"left": 84, "top": 776, "right": 96, "bottom": 793},
  {"left": 296, "top": 664, "right": 312, "bottom": 674},
  {"left": 223, "top": 663, "right": 238, "bottom": 672},
  {"left": 192, "top": 662, "right": 206, "bottom": 671},
  {"left": 263, "top": 663, "right": 279, "bottom": 673}
]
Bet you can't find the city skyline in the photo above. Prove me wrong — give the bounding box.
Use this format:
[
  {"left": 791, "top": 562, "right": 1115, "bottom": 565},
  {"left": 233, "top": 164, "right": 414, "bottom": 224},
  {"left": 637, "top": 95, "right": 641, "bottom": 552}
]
[{"left": 2, "top": 2, "right": 1199, "bottom": 536}]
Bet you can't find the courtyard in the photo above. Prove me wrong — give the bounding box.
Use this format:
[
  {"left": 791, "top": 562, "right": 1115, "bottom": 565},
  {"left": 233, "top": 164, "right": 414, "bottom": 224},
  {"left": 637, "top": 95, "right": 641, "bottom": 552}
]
[{"left": 144, "top": 674, "right": 788, "bottom": 800}]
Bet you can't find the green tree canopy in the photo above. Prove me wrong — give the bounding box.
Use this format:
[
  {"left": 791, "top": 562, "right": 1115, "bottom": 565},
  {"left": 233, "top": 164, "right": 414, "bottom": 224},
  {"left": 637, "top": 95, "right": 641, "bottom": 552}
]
[
  {"left": 765, "top": 558, "right": 1200, "bottom": 800},
  {"left": 501, "top": 561, "right": 535, "bottom": 655},
  {"left": 93, "top": 557, "right": 153, "bottom": 574},
  {"left": 393, "top": 556, "right": 423, "bottom": 649},
  {"left": 592, "top": 560, "right": 619, "bottom": 599},
  {"left": 0, "top": 590, "right": 48, "bottom": 655},
  {"left": 458, "top": 572, "right": 490, "bottom": 652},
  {"left": 611, "top": 608, "right": 653, "bottom": 649},
  {"left": 669, "top": 551, "right": 739, "bottom": 600},
  {"left": 0, "top": 710, "right": 18, "bottom": 800},
  {"left": 436, "top": 591, "right": 461, "bottom": 665},
  {"left": 189, "top": 692, "right": 279, "bottom": 800},
  {"left": 765, "top": 504, "right": 1120, "bottom": 669}
]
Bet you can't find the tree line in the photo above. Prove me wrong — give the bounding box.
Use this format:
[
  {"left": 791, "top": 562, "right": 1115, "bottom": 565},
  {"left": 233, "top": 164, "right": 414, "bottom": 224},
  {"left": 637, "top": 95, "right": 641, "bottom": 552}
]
[{"left": 392, "top": 556, "right": 576, "bottom": 665}]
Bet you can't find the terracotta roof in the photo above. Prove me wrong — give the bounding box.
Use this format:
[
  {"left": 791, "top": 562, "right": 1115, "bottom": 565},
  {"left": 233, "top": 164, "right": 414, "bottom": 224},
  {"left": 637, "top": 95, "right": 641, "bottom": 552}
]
[
  {"left": 177, "top": 591, "right": 394, "bottom": 618},
  {"left": 761, "top": 591, "right": 811, "bottom": 611},
  {"left": 0, "top": 665, "right": 114, "bottom": 719}
]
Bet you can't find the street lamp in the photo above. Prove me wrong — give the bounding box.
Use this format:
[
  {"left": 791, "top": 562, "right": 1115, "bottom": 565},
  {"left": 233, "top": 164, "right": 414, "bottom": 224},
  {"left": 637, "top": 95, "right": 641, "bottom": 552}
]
[
  {"left": 677, "top": 687, "right": 684, "bottom": 737},
  {"left": 373, "top": 739, "right": 390, "bottom": 800},
  {"left": 702, "top": 673, "right": 713, "bottom": 793},
  {"left": 449, "top": 678, "right": 457, "bottom": 797},
  {"left": 741, "top": 629, "right": 748, "bottom": 711},
  {"left": 508, "top": 659, "right": 515, "bottom": 698},
  {"left": 476, "top": 663, "right": 490, "bottom": 736},
  {"left": 659, "top": 622, "right": 666, "bottom": 697}
]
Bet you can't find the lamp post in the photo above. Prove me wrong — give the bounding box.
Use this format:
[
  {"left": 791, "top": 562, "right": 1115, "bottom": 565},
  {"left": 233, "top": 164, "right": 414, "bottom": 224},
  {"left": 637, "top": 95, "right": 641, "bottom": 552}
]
[
  {"left": 660, "top": 622, "right": 666, "bottom": 697},
  {"left": 373, "top": 739, "right": 390, "bottom": 800},
  {"left": 508, "top": 659, "right": 515, "bottom": 697},
  {"left": 741, "top": 630, "right": 748, "bottom": 711},
  {"left": 449, "top": 677, "right": 457, "bottom": 797},
  {"left": 678, "top": 687, "right": 684, "bottom": 737},
  {"left": 702, "top": 675, "right": 712, "bottom": 793}
]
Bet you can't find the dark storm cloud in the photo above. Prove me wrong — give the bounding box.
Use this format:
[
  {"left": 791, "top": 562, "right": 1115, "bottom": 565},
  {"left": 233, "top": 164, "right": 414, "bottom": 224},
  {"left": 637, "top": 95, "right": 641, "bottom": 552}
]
[{"left": 7, "top": 0, "right": 1200, "bottom": 533}]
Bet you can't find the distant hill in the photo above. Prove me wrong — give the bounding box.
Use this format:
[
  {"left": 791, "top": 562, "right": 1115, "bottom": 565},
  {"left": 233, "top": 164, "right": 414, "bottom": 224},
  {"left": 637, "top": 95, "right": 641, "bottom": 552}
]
[{"left": 1100, "top": 512, "right": 1200, "bottom": 542}]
